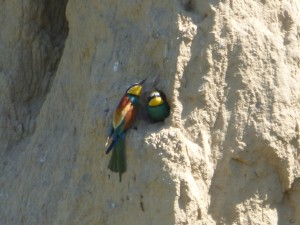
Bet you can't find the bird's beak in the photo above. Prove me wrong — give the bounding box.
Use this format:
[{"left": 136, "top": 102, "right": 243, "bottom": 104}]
[{"left": 139, "top": 78, "right": 147, "bottom": 85}]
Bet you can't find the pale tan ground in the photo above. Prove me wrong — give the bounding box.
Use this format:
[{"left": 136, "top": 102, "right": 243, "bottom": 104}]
[{"left": 0, "top": 0, "right": 300, "bottom": 225}]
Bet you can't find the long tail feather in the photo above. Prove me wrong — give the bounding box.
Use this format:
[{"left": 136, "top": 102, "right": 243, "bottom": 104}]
[{"left": 108, "top": 133, "right": 126, "bottom": 182}]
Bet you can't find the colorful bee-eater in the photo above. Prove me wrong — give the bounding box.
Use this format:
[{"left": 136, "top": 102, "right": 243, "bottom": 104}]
[
  {"left": 105, "top": 78, "right": 146, "bottom": 181},
  {"left": 147, "top": 90, "right": 170, "bottom": 122}
]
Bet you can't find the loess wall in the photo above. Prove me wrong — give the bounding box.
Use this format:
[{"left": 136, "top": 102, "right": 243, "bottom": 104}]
[{"left": 0, "top": 0, "right": 300, "bottom": 225}]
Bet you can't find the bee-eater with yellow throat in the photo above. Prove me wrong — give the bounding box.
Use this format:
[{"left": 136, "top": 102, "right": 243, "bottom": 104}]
[{"left": 105, "top": 78, "right": 146, "bottom": 181}]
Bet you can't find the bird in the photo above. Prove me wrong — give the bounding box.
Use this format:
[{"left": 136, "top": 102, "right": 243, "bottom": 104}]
[
  {"left": 146, "top": 90, "right": 170, "bottom": 122},
  {"left": 105, "top": 78, "right": 146, "bottom": 181}
]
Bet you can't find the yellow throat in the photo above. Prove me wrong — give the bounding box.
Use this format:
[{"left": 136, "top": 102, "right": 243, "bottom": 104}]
[
  {"left": 148, "top": 91, "right": 164, "bottom": 106},
  {"left": 127, "top": 84, "right": 143, "bottom": 96}
]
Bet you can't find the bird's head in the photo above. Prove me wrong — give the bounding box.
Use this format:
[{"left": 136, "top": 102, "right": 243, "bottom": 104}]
[
  {"left": 126, "top": 78, "right": 146, "bottom": 97},
  {"left": 148, "top": 91, "right": 164, "bottom": 106}
]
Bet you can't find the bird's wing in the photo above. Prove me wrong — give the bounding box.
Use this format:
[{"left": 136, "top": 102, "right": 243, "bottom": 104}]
[
  {"left": 113, "top": 96, "right": 132, "bottom": 129},
  {"left": 124, "top": 105, "right": 138, "bottom": 130},
  {"left": 105, "top": 126, "right": 114, "bottom": 148}
]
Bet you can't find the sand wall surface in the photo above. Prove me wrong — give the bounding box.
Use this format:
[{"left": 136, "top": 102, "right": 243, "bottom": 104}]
[{"left": 0, "top": 0, "right": 300, "bottom": 224}]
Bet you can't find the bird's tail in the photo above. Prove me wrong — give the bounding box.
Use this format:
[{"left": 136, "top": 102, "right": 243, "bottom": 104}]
[{"left": 108, "top": 133, "right": 126, "bottom": 182}]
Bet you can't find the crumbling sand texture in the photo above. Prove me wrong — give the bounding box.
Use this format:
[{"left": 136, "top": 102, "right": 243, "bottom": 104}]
[{"left": 0, "top": 0, "right": 300, "bottom": 224}]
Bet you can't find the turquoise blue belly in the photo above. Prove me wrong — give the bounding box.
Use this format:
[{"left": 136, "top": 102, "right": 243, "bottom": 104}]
[{"left": 147, "top": 104, "right": 170, "bottom": 122}]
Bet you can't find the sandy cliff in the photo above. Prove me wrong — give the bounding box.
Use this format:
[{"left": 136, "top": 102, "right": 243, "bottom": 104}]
[{"left": 1, "top": 0, "right": 300, "bottom": 224}]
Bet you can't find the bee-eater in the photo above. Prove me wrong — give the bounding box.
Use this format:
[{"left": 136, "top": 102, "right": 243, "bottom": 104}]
[
  {"left": 105, "top": 79, "right": 146, "bottom": 181},
  {"left": 147, "top": 90, "right": 170, "bottom": 122}
]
